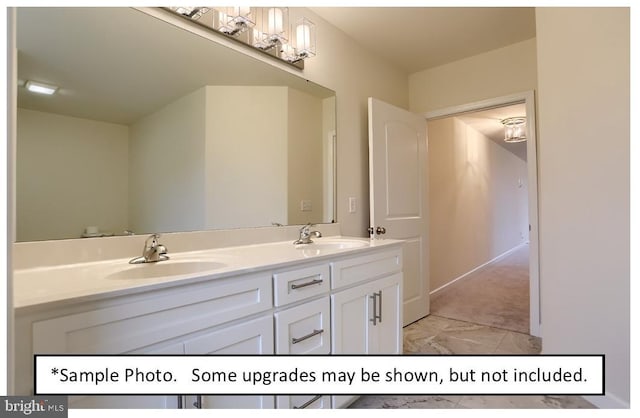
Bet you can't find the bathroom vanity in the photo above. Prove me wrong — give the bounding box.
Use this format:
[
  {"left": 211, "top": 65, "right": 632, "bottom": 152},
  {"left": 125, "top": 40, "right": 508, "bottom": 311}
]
[{"left": 13, "top": 237, "right": 403, "bottom": 409}]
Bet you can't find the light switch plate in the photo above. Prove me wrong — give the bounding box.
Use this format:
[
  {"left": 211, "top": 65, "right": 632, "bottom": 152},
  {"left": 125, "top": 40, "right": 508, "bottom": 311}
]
[
  {"left": 348, "top": 197, "right": 357, "bottom": 213},
  {"left": 300, "top": 200, "right": 312, "bottom": 212}
]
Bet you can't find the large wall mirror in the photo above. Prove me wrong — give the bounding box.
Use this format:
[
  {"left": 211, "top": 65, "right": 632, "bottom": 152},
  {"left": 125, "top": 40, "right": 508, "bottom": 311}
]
[{"left": 16, "top": 7, "right": 336, "bottom": 242}]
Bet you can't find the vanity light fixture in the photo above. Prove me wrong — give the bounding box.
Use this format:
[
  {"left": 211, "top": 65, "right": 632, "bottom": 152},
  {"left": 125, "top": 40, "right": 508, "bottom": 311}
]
[
  {"left": 501, "top": 116, "right": 527, "bottom": 143},
  {"left": 215, "top": 7, "right": 255, "bottom": 36},
  {"left": 25, "top": 80, "right": 58, "bottom": 95},
  {"left": 166, "top": 6, "right": 316, "bottom": 69}
]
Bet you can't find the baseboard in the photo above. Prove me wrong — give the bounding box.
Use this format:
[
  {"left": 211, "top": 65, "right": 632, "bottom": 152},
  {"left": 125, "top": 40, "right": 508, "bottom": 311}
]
[
  {"left": 430, "top": 242, "right": 528, "bottom": 296},
  {"left": 584, "top": 392, "right": 629, "bottom": 409}
]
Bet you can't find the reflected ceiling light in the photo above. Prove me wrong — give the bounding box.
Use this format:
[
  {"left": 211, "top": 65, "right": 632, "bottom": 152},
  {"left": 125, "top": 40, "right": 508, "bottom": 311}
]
[
  {"left": 166, "top": 6, "right": 316, "bottom": 69},
  {"left": 501, "top": 117, "right": 527, "bottom": 143},
  {"left": 25, "top": 80, "right": 59, "bottom": 95}
]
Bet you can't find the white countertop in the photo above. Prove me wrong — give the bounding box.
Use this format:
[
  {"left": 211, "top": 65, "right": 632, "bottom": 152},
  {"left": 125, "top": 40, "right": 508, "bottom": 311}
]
[{"left": 13, "top": 236, "right": 402, "bottom": 311}]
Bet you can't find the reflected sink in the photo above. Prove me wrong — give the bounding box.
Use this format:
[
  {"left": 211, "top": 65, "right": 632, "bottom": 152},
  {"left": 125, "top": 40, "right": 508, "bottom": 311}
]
[{"left": 106, "top": 260, "right": 226, "bottom": 280}]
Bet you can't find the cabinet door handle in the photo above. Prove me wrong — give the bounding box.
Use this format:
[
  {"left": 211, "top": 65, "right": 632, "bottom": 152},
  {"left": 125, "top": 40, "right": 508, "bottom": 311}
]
[
  {"left": 293, "top": 395, "right": 323, "bottom": 409},
  {"left": 177, "top": 395, "right": 183, "bottom": 409},
  {"left": 370, "top": 291, "right": 382, "bottom": 326},
  {"left": 378, "top": 290, "right": 382, "bottom": 322},
  {"left": 292, "top": 329, "right": 324, "bottom": 344},
  {"left": 378, "top": 290, "right": 383, "bottom": 323},
  {"left": 193, "top": 395, "right": 202, "bottom": 409},
  {"left": 290, "top": 278, "right": 323, "bottom": 290},
  {"left": 370, "top": 293, "right": 377, "bottom": 325}
]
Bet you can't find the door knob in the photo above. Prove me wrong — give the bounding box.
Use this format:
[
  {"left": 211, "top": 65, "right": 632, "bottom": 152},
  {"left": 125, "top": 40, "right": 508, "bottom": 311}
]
[{"left": 376, "top": 226, "right": 386, "bottom": 235}]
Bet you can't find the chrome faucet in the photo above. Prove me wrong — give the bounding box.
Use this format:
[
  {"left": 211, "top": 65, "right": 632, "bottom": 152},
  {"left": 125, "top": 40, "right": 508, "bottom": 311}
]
[
  {"left": 129, "top": 233, "right": 169, "bottom": 264},
  {"left": 293, "top": 223, "right": 322, "bottom": 245}
]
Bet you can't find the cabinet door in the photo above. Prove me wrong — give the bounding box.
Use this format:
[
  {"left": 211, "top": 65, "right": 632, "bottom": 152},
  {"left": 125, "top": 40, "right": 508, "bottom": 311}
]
[
  {"left": 331, "top": 282, "right": 371, "bottom": 354},
  {"left": 183, "top": 315, "right": 275, "bottom": 409},
  {"left": 367, "top": 273, "right": 403, "bottom": 355},
  {"left": 332, "top": 274, "right": 402, "bottom": 355},
  {"left": 331, "top": 273, "right": 402, "bottom": 409},
  {"left": 329, "top": 284, "right": 367, "bottom": 410},
  {"left": 68, "top": 341, "right": 184, "bottom": 409}
]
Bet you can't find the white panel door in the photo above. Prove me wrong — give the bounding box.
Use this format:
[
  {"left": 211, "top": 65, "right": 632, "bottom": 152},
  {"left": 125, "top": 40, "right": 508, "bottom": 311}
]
[{"left": 368, "top": 97, "right": 429, "bottom": 325}]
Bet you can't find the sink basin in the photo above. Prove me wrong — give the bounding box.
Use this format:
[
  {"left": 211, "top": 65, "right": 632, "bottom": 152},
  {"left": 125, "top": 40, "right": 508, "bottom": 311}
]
[
  {"left": 309, "top": 240, "right": 369, "bottom": 250},
  {"left": 296, "top": 238, "right": 369, "bottom": 255},
  {"left": 106, "top": 260, "right": 226, "bottom": 280}
]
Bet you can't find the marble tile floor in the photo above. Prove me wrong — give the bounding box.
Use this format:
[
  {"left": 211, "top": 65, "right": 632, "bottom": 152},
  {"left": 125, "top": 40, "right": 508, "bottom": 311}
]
[{"left": 349, "top": 315, "right": 595, "bottom": 409}]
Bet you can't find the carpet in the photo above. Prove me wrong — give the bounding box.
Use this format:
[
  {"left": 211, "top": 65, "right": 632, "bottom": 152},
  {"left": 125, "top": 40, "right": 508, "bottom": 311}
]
[{"left": 429, "top": 245, "right": 530, "bottom": 334}]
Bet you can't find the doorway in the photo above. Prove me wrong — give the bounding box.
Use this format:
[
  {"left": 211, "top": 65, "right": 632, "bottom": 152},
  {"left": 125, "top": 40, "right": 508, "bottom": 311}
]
[{"left": 424, "top": 91, "right": 540, "bottom": 337}]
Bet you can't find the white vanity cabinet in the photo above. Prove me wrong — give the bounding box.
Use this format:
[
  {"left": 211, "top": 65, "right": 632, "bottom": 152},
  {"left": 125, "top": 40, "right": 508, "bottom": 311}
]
[
  {"left": 15, "top": 240, "right": 403, "bottom": 410},
  {"left": 330, "top": 248, "right": 403, "bottom": 408},
  {"left": 18, "top": 272, "right": 273, "bottom": 409}
]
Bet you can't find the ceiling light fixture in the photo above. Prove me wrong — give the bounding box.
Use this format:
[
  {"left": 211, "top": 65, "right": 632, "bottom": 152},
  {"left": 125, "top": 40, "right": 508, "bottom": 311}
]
[
  {"left": 166, "top": 6, "right": 316, "bottom": 69},
  {"left": 25, "top": 80, "right": 59, "bottom": 95},
  {"left": 501, "top": 117, "right": 527, "bottom": 143}
]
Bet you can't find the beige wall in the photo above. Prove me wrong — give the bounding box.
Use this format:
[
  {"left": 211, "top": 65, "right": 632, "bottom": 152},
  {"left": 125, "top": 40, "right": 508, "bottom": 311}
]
[
  {"left": 16, "top": 108, "right": 129, "bottom": 241},
  {"left": 295, "top": 8, "right": 410, "bottom": 236},
  {"left": 536, "top": 8, "right": 629, "bottom": 407},
  {"left": 429, "top": 117, "right": 528, "bottom": 291},
  {"left": 205, "top": 86, "right": 288, "bottom": 229},
  {"left": 129, "top": 87, "right": 206, "bottom": 233},
  {"left": 287, "top": 87, "right": 324, "bottom": 225},
  {"left": 409, "top": 38, "right": 537, "bottom": 114}
]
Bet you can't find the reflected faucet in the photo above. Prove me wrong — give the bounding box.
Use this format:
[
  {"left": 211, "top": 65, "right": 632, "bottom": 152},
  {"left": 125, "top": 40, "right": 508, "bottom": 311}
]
[
  {"left": 293, "top": 223, "right": 322, "bottom": 245},
  {"left": 129, "top": 233, "right": 169, "bottom": 264}
]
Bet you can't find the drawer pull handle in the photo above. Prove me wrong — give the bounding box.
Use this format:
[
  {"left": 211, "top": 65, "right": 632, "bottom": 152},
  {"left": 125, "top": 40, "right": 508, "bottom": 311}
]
[
  {"left": 290, "top": 278, "right": 323, "bottom": 290},
  {"left": 293, "top": 395, "right": 323, "bottom": 409},
  {"left": 292, "top": 329, "right": 324, "bottom": 344}
]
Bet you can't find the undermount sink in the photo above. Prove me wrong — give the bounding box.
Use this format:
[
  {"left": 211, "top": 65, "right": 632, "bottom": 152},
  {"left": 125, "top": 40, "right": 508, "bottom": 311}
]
[
  {"left": 296, "top": 238, "right": 369, "bottom": 253},
  {"left": 106, "top": 260, "right": 226, "bottom": 280}
]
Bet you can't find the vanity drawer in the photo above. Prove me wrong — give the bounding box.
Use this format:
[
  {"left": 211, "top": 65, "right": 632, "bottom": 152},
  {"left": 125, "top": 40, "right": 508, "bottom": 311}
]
[
  {"left": 277, "top": 395, "right": 331, "bottom": 409},
  {"left": 273, "top": 264, "right": 330, "bottom": 306},
  {"left": 274, "top": 297, "right": 330, "bottom": 355},
  {"left": 331, "top": 248, "right": 402, "bottom": 290}
]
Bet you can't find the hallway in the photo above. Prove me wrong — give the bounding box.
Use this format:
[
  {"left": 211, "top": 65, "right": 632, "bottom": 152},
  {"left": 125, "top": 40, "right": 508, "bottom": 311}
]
[{"left": 430, "top": 244, "right": 530, "bottom": 334}]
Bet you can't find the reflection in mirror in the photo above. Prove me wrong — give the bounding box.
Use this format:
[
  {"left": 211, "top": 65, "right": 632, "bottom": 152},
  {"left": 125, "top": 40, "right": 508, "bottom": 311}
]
[{"left": 16, "top": 7, "right": 336, "bottom": 242}]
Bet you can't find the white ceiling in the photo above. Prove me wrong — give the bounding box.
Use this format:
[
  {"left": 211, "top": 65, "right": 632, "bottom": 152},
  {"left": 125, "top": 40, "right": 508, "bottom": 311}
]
[
  {"left": 311, "top": 7, "right": 533, "bottom": 160},
  {"left": 311, "top": 7, "right": 536, "bottom": 73}
]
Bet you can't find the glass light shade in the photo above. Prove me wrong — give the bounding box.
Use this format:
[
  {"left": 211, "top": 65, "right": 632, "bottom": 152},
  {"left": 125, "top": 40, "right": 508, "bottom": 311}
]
[
  {"left": 214, "top": 7, "right": 255, "bottom": 35},
  {"left": 293, "top": 18, "right": 316, "bottom": 58},
  {"left": 502, "top": 117, "right": 527, "bottom": 143},
  {"left": 280, "top": 43, "right": 298, "bottom": 62},
  {"left": 256, "top": 7, "right": 289, "bottom": 44},
  {"left": 169, "top": 7, "right": 209, "bottom": 20},
  {"left": 251, "top": 28, "right": 269, "bottom": 49}
]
